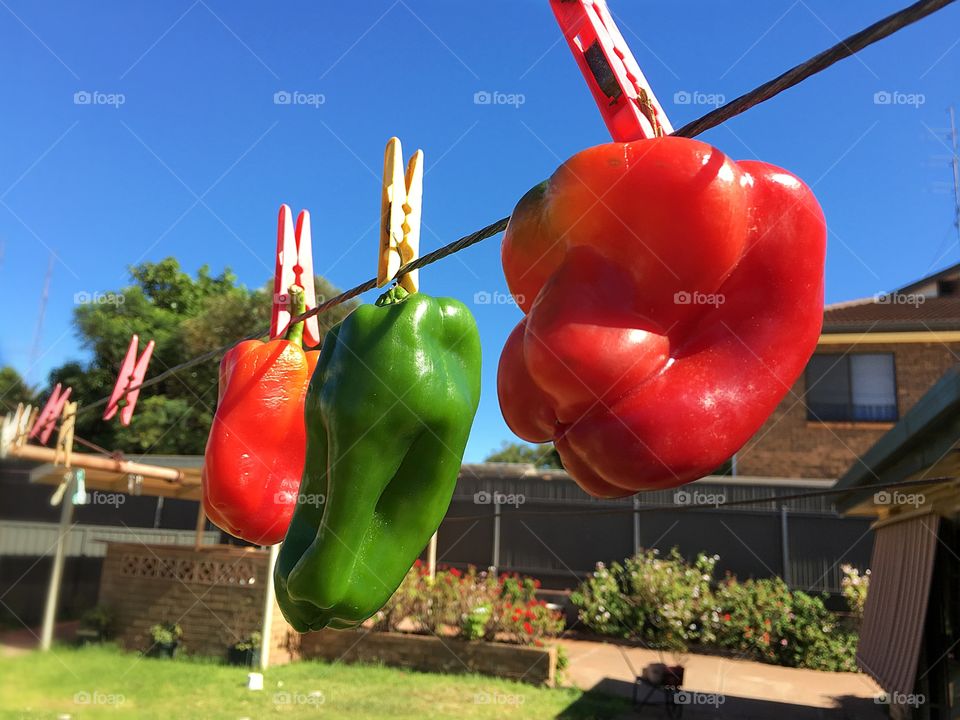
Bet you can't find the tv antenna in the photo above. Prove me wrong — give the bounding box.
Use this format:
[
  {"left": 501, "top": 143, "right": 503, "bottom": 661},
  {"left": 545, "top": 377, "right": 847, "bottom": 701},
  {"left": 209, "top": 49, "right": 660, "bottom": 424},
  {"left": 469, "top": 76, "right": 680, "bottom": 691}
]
[{"left": 29, "top": 253, "right": 54, "bottom": 380}]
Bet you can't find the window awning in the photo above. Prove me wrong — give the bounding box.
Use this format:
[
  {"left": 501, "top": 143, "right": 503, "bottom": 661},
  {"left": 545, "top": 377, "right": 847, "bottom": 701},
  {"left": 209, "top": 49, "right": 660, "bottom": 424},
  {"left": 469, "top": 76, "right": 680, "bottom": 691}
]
[{"left": 856, "top": 512, "right": 940, "bottom": 695}]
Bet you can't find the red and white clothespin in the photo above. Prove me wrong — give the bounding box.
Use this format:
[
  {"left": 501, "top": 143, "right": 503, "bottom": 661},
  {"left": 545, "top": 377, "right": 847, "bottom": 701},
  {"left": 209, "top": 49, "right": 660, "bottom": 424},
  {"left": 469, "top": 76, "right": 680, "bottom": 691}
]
[
  {"left": 30, "top": 384, "right": 72, "bottom": 445},
  {"left": 271, "top": 205, "right": 320, "bottom": 346},
  {"left": 550, "top": 0, "right": 673, "bottom": 141},
  {"left": 103, "top": 335, "right": 154, "bottom": 426}
]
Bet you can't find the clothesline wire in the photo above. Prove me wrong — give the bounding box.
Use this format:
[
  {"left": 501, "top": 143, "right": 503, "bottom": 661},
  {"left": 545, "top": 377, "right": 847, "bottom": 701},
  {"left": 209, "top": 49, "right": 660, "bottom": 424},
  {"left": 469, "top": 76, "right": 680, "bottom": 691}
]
[
  {"left": 441, "top": 475, "right": 955, "bottom": 522},
  {"left": 30, "top": 0, "right": 955, "bottom": 423}
]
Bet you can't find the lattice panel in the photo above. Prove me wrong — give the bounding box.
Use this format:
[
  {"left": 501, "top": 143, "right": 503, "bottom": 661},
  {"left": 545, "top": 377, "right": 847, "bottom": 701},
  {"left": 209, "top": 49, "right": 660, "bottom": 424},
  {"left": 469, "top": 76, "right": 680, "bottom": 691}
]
[{"left": 118, "top": 553, "right": 259, "bottom": 586}]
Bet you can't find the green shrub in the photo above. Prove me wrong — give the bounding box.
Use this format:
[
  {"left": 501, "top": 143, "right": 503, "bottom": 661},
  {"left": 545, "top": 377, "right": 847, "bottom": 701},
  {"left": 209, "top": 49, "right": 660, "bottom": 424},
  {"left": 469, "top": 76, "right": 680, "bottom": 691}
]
[
  {"left": 571, "top": 548, "right": 859, "bottom": 671},
  {"left": 840, "top": 564, "right": 869, "bottom": 617},
  {"left": 231, "top": 632, "right": 261, "bottom": 652},
  {"left": 149, "top": 622, "right": 182, "bottom": 645},
  {"left": 712, "top": 577, "right": 857, "bottom": 671},
  {"left": 79, "top": 605, "right": 114, "bottom": 639},
  {"left": 570, "top": 549, "right": 717, "bottom": 651},
  {"left": 460, "top": 603, "right": 491, "bottom": 641}
]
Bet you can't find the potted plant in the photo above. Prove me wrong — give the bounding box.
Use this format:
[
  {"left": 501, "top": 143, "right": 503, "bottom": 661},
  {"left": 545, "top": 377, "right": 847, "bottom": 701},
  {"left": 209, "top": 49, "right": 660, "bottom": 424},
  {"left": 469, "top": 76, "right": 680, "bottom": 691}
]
[
  {"left": 77, "top": 605, "right": 113, "bottom": 644},
  {"left": 227, "top": 632, "right": 261, "bottom": 666},
  {"left": 148, "top": 622, "right": 182, "bottom": 658}
]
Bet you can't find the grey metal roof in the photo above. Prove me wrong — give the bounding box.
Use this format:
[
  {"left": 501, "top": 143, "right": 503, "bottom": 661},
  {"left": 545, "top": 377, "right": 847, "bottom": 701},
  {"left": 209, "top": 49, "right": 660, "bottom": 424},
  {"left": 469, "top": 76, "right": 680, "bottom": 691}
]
[{"left": 834, "top": 365, "right": 960, "bottom": 513}]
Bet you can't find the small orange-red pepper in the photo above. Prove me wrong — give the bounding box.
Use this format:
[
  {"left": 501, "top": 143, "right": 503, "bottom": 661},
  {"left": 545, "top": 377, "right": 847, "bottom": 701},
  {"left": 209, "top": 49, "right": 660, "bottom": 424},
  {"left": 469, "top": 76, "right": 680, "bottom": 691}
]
[{"left": 202, "top": 288, "right": 318, "bottom": 545}]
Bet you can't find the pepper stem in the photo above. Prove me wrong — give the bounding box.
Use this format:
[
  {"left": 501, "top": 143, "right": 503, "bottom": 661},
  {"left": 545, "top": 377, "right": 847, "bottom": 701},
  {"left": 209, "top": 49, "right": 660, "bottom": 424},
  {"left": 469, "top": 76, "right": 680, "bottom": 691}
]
[
  {"left": 284, "top": 285, "right": 306, "bottom": 346},
  {"left": 375, "top": 285, "right": 410, "bottom": 307}
]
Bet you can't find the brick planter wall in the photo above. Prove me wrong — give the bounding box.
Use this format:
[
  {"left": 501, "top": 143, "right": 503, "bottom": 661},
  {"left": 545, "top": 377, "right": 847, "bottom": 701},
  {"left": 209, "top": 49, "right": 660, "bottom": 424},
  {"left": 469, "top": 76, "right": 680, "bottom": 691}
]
[
  {"left": 98, "top": 542, "right": 298, "bottom": 665},
  {"left": 300, "top": 629, "right": 557, "bottom": 686}
]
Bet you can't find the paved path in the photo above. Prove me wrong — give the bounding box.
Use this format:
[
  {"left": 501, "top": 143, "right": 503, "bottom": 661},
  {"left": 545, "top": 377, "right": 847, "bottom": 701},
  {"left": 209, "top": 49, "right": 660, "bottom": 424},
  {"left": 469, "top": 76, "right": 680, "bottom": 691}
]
[
  {"left": 558, "top": 637, "right": 887, "bottom": 719},
  {"left": 0, "top": 620, "right": 78, "bottom": 657}
]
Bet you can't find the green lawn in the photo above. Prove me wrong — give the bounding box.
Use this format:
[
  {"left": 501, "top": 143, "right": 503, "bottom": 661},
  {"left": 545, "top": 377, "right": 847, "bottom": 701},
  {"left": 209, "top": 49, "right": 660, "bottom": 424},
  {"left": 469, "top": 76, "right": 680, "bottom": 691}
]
[{"left": 0, "top": 644, "right": 629, "bottom": 719}]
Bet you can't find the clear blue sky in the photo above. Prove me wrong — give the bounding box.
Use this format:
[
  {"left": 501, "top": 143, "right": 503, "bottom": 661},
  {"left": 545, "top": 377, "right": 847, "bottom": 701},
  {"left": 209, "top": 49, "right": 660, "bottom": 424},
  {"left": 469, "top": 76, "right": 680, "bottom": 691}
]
[{"left": 1, "top": 0, "right": 958, "bottom": 461}]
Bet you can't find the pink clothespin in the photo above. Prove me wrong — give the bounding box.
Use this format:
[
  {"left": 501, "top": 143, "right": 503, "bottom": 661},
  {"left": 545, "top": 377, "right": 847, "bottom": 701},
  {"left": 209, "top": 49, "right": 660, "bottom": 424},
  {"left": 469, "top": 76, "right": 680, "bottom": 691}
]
[
  {"left": 271, "top": 204, "right": 320, "bottom": 346},
  {"left": 30, "top": 383, "right": 72, "bottom": 444},
  {"left": 550, "top": 0, "right": 673, "bottom": 141},
  {"left": 103, "top": 335, "right": 155, "bottom": 426}
]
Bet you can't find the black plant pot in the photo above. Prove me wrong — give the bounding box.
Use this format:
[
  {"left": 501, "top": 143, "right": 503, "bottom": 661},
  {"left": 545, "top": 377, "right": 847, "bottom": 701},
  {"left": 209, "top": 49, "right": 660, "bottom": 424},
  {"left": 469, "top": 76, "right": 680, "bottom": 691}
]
[
  {"left": 76, "top": 628, "right": 104, "bottom": 646},
  {"left": 227, "top": 646, "right": 257, "bottom": 667},
  {"left": 148, "top": 641, "right": 179, "bottom": 659}
]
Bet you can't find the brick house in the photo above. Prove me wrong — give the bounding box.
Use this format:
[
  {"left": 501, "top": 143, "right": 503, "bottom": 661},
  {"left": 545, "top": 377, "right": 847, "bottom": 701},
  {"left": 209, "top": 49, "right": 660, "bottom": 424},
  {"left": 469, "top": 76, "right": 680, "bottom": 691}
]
[{"left": 736, "top": 263, "right": 960, "bottom": 480}]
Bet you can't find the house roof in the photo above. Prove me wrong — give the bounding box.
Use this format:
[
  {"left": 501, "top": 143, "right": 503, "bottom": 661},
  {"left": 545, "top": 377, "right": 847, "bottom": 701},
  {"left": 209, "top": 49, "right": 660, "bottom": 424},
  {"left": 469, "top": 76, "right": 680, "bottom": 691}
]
[
  {"left": 896, "top": 261, "right": 960, "bottom": 295},
  {"left": 822, "top": 296, "right": 960, "bottom": 333},
  {"left": 822, "top": 262, "right": 960, "bottom": 334},
  {"left": 833, "top": 365, "right": 960, "bottom": 514}
]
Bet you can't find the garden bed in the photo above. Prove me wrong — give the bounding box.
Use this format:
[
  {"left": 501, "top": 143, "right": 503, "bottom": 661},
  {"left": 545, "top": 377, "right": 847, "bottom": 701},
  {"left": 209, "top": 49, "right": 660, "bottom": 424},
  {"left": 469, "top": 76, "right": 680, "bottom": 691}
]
[{"left": 301, "top": 628, "right": 557, "bottom": 686}]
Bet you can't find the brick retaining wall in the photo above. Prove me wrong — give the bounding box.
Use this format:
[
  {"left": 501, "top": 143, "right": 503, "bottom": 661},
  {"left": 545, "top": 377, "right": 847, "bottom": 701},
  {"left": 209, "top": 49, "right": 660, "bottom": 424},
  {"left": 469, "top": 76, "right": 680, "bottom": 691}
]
[
  {"left": 99, "top": 542, "right": 297, "bottom": 664},
  {"left": 300, "top": 628, "right": 557, "bottom": 686},
  {"left": 98, "top": 542, "right": 555, "bottom": 684}
]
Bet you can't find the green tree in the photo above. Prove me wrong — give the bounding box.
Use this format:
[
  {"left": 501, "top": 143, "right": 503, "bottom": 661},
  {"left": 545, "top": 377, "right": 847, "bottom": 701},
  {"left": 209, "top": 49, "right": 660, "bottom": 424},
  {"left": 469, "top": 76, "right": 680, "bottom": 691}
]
[
  {"left": 0, "top": 366, "right": 36, "bottom": 412},
  {"left": 45, "top": 258, "right": 355, "bottom": 455},
  {"left": 484, "top": 441, "right": 563, "bottom": 469}
]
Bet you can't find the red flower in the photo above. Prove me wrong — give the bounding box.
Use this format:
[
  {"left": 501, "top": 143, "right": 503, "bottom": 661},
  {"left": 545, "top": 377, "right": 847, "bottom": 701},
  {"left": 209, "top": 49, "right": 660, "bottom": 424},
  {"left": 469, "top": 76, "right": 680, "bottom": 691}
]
[
  {"left": 523, "top": 621, "right": 533, "bottom": 634},
  {"left": 762, "top": 632, "right": 770, "bottom": 645},
  {"left": 534, "top": 639, "right": 544, "bottom": 647},
  {"left": 526, "top": 610, "right": 536, "bottom": 620},
  {"left": 450, "top": 567, "right": 462, "bottom": 578},
  {"left": 413, "top": 559, "right": 422, "bottom": 568},
  {"left": 723, "top": 614, "right": 731, "bottom": 622},
  {"left": 527, "top": 600, "right": 538, "bottom": 608},
  {"left": 533, "top": 579, "right": 541, "bottom": 588}
]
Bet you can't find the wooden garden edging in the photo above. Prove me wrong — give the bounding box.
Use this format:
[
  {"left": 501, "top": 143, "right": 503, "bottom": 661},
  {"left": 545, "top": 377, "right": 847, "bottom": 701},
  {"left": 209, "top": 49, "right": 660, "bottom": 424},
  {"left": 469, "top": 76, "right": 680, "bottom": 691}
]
[{"left": 300, "top": 628, "right": 557, "bottom": 686}]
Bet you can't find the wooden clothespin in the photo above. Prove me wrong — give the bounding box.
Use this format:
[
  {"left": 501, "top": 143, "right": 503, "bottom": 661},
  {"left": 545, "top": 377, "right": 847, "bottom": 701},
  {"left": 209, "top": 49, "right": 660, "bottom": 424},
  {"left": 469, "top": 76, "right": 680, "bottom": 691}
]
[
  {"left": 48, "top": 467, "right": 85, "bottom": 506},
  {"left": 18, "top": 405, "right": 36, "bottom": 448},
  {"left": 30, "top": 384, "right": 72, "bottom": 445},
  {"left": 103, "top": 335, "right": 154, "bottom": 426},
  {"left": 0, "top": 407, "right": 19, "bottom": 458},
  {"left": 127, "top": 473, "right": 143, "bottom": 496},
  {"left": 550, "top": 0, "right": 673, "bottom": 141},
  {"left": 2, "top": 403, "right": 33, "bottom": 456},
  {"left": 271, "top": 205, "right": 321, "bottom": 346},
  {"left": 54, "top": 401, "right": 78, "bottom": 468},
  {"left": 378, "top": 137, "right": 423, "bottom": 293}
]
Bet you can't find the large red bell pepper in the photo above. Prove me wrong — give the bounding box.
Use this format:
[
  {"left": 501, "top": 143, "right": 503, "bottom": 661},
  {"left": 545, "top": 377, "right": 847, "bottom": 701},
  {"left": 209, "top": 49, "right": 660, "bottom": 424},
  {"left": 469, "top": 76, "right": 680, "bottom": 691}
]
[
  {"left": 498, "top": 136, "right": 826, "bottom": 497},
  {"left": 202, "top": 289, "right": 319, "bottom": 544}
]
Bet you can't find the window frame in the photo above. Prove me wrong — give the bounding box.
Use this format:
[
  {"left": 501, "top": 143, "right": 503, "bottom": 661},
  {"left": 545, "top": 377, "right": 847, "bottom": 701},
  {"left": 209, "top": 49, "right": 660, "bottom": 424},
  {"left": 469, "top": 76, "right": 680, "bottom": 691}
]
[{"left": 804, "top": 352, "right": 899, "bottom": 423}]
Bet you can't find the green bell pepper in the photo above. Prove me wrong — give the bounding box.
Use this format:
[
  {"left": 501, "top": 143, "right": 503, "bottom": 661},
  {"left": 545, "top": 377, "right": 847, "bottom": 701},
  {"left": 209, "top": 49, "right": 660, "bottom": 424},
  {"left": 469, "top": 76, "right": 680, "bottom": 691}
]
[{"left": 274, "top": 286, "right": 481, "bottom": 631}]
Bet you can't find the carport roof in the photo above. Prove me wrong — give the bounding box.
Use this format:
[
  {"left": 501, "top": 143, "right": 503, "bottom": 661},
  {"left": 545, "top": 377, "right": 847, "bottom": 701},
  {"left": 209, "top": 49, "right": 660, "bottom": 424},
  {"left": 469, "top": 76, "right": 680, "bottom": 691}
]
[{"left": 834, "top": 366, "right": 960, "bottom": 515}]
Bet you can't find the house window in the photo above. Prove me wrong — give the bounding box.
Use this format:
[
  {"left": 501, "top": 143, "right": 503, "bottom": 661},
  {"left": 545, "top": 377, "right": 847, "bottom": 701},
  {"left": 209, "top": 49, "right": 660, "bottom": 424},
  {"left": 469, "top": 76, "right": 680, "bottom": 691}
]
[{"left": 805, "top": 353, "right": 898, "bottom": 422}]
